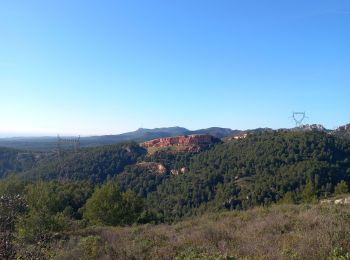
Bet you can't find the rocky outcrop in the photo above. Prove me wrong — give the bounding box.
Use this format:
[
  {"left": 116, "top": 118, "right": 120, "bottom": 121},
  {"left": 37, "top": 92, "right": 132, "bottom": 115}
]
[
  {"left": 334, "top": 124, "right": 350, "bottom": 132},
  {"left": 140, "top": 134, "right": 219, "bottom": 149},
  {"left": 135, "top": 162, "right": 166, "bottom": 175},
  {"left": 331, "top": 124, "right": 350, "bottom": 141},
  {"left": 170, "top": 167, "right": 188, "bottom": 176},
  {"left": 290, "top": 124, "right": 328, "bottom": 132},
  {"left": 320, "top": 195, "right": 350, "bottom": 205}
]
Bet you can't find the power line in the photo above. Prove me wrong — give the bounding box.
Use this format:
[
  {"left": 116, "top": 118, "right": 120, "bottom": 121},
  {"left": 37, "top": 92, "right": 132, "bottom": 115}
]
[
  {"left": 290, "top": 112, "right": 308, "bottom": 127},
  {"left": 57, "top": 134, "right": 80, "bottom": 158}
]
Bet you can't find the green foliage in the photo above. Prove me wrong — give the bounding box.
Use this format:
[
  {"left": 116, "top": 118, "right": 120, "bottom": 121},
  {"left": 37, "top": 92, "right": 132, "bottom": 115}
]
[
  {"left": 1, "top": 130, "right": 350, "bottom": 258},
  {"left": 115, "top": 150, "right": 197, "bottom": 200},
  {"left": 115, "top": 165, "right": 169, "bottom": 197},
  {"left": 83, "top": 182, "right": 123, "bottom": 226},
  {"left": 22, "top": 143, "right": 146, "bottom": 183},
  {"left": 0, "top": 147, "right": 37, "bottom": 178},
  {"left": 0, "top": 174, "right": 27, "bottom": 196},
  {"left": 84, "top": 181, "right": 143, "bottom": 226},
  {"left": 145, "top": 150, "right": 193, "bottom": 170},
  {"left": 52, "top": 204, "right": 350, "bottom": 260},
  {"left": 137, "top": 209, "right": 163, "bottom": 224},
  {"left": 16, "top": 180, "right": 94, "bottom": 243},
  {"left": 302, "top": 180, "right": 318, "bottom": 203},
  {"left": 77, "top": 236, "right": 103, "bottom": 260},
  {"left": 121, "top": 189, "right": 144, "bottom": 224},
  {"left": 280, "top": 191, "right": 296, "bottom": 204},
  {"left": 11, "top": 131, "right": 346, "bottom": 223},
  {"left": 16, "top": 182, "right": 67, "bottom": 243},
  {"left": 335, "top": 180, "right": 349, "bottom": 195},
  {"left": 48, "top": 181, "right": 95, "bottom": 219},
  {"left": 329, "top": 247, "right": 350, "bottom": 260},
  {"left": 146, "top": 131, "right": 350, "bottom": 221}
]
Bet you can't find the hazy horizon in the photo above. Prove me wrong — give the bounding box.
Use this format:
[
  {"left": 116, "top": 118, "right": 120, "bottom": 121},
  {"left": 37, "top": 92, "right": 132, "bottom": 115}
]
[{"left": 0, "top": 121, "right": 348, "bottom": 138}]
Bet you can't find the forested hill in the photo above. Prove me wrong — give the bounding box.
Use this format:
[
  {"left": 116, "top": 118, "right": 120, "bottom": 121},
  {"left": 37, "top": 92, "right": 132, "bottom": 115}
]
[
  {"left": 2, "top": 130, "right": 350, "bottom": 221},
  {"left": 20, "top": 143, "right": 146, "bottom": 183},
  {"left": 2, "top": 129, "right": 350, "bottom": 258},
  {"left": 0, "top": 147, "right": 40, "bottom": 178},
  {"left": 142, "top": 131, "right": 350, "bottom": 220}
]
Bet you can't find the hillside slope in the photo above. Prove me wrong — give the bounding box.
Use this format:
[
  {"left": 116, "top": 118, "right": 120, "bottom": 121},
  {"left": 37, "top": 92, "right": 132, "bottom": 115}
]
[
  {"left": 332, "top": 124, "right": 350, "bottom": 141},
  {"left": 53, "top": 204, "right": 350, "bottom": 260},
  {"left": 2, "top": 131, "right": 350, "bottom": 259},
  {"left": 21, "top": 143, "right": 146, "bottom": 183},
  {"left": 143, "top": 131, "right": 350, "bottom": 220},
  {"left": 0, "top": 147, "right": 40, "bottom": 178}
]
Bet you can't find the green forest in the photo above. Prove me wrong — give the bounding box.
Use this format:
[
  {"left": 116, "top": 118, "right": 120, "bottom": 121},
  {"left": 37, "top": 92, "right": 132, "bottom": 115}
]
[{"left": 1, "top": 130, "right": 350, "bottom": 259}]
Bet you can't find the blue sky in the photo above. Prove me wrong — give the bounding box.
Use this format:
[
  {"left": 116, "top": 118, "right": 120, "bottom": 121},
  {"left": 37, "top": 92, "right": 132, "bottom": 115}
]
[{"left": 1, "top": 0, "right": 349, "bottom": 136}]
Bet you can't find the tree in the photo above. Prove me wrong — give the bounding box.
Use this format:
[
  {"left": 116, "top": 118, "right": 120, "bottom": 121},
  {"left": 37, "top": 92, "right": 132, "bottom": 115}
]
[
  {"left": 302, "top": 180, "right": 318, "bottom": 203},
  {"left": 84, "top": 181, "right": 123, "bottom": 226},
  {"left": 84, "top": 181, "right": 143, "bottom": 226},
  {"left": 335, "top": 180, "right": 349, "bottom": 195},
  {"left": 0, "top": 175, "right": 26, "bottom": 197},
  {"left": 120, "top": 190, "right": 143, "bottom": 225},
  {"left": 16, "top": 182, "right": 66, "bottom": 243},
  {"left": 280, "top": 191, "right": 296, "bottom": 204}
]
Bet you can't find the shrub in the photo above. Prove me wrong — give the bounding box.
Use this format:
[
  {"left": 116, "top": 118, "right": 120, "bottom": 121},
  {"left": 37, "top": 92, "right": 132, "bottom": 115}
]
[
  {"left": 335, "top": 180, "right": 349, "bottom": 195},
  {"left": 302, "top": 181, "right": 318, "bottom": 203},
  {"left": 84, "top": 181, "right": 143, "bottom": 226}
]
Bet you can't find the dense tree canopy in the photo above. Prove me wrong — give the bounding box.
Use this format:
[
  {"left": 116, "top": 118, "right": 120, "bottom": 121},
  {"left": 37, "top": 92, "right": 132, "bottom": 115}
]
[
  {"left": 20, "top": 143, "right": 146, "bottom": 183},
  {"left": 84, "top": 181, "right": 143, "bottom": 226},
  {"left": 0, "top": 147, "right": 38, "bottom": 179},
  {"left": 145, "top": 131, "right": 350, "bottom": 220}
]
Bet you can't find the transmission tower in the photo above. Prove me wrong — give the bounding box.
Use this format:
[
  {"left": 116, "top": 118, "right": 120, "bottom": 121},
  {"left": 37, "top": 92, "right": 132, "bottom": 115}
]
[
  {"left": 291, "top": 112, "right": 307, "bottom": 127},
  {"left": 56, "top": 135, "right": 81, "bottom": 181},
  {"left": 57, "top": 134, "right": 81, "bottom": 158}
]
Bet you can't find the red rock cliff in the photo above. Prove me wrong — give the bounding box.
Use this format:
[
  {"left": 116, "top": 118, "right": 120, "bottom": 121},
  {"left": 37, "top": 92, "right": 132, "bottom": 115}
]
[{"left": 140, "top": 134, "right": 216, "bottom": 148}]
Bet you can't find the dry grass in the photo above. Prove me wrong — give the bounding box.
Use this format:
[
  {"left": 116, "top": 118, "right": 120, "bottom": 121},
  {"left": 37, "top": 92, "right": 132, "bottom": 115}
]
[{"left": 54, "top": 204, "right": 350, "bottom": 260}]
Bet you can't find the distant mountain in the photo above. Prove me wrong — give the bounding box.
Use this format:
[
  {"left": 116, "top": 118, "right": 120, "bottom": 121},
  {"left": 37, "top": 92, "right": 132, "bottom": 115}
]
[
  {"left": 84, "top": 127, "right": 192, "bottom": 146},
  {"left": 191, "top": 127, "right": 241, "bottom": 138},
  {"left": 0, "top": 136, "right": 62, "bottom": 151},
  {"left": 241, "top": 127, "right": 274, "bottom": 135},
  {"left": 0, "top": 127, "right": 191, "bottom": 151},
  {"left": 223, "top": 128, "right": 273, "bottom": 141},
  {"left": 1, "top": 124, "right": 349, "bottom": 151}
]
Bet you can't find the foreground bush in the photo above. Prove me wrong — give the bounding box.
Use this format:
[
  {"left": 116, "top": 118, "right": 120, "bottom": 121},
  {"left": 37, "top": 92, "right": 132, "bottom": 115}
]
[{"left": 54, "top": 203, "right": 350, "bottom": 260}]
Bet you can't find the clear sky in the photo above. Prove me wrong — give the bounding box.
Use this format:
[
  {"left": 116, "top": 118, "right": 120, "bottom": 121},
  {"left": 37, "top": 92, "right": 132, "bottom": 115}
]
[{"left": 1, "top": 0, "right": 349, "bottom": 136}]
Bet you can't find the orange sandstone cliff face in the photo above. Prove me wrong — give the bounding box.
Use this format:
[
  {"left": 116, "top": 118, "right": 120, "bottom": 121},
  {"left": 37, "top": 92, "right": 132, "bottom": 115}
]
[
  {"left": 139, "top": 135, "right": 220, "bottom": 175},
  {"left": 140, "top": 134, "right": 219, "bottom": 150}
]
